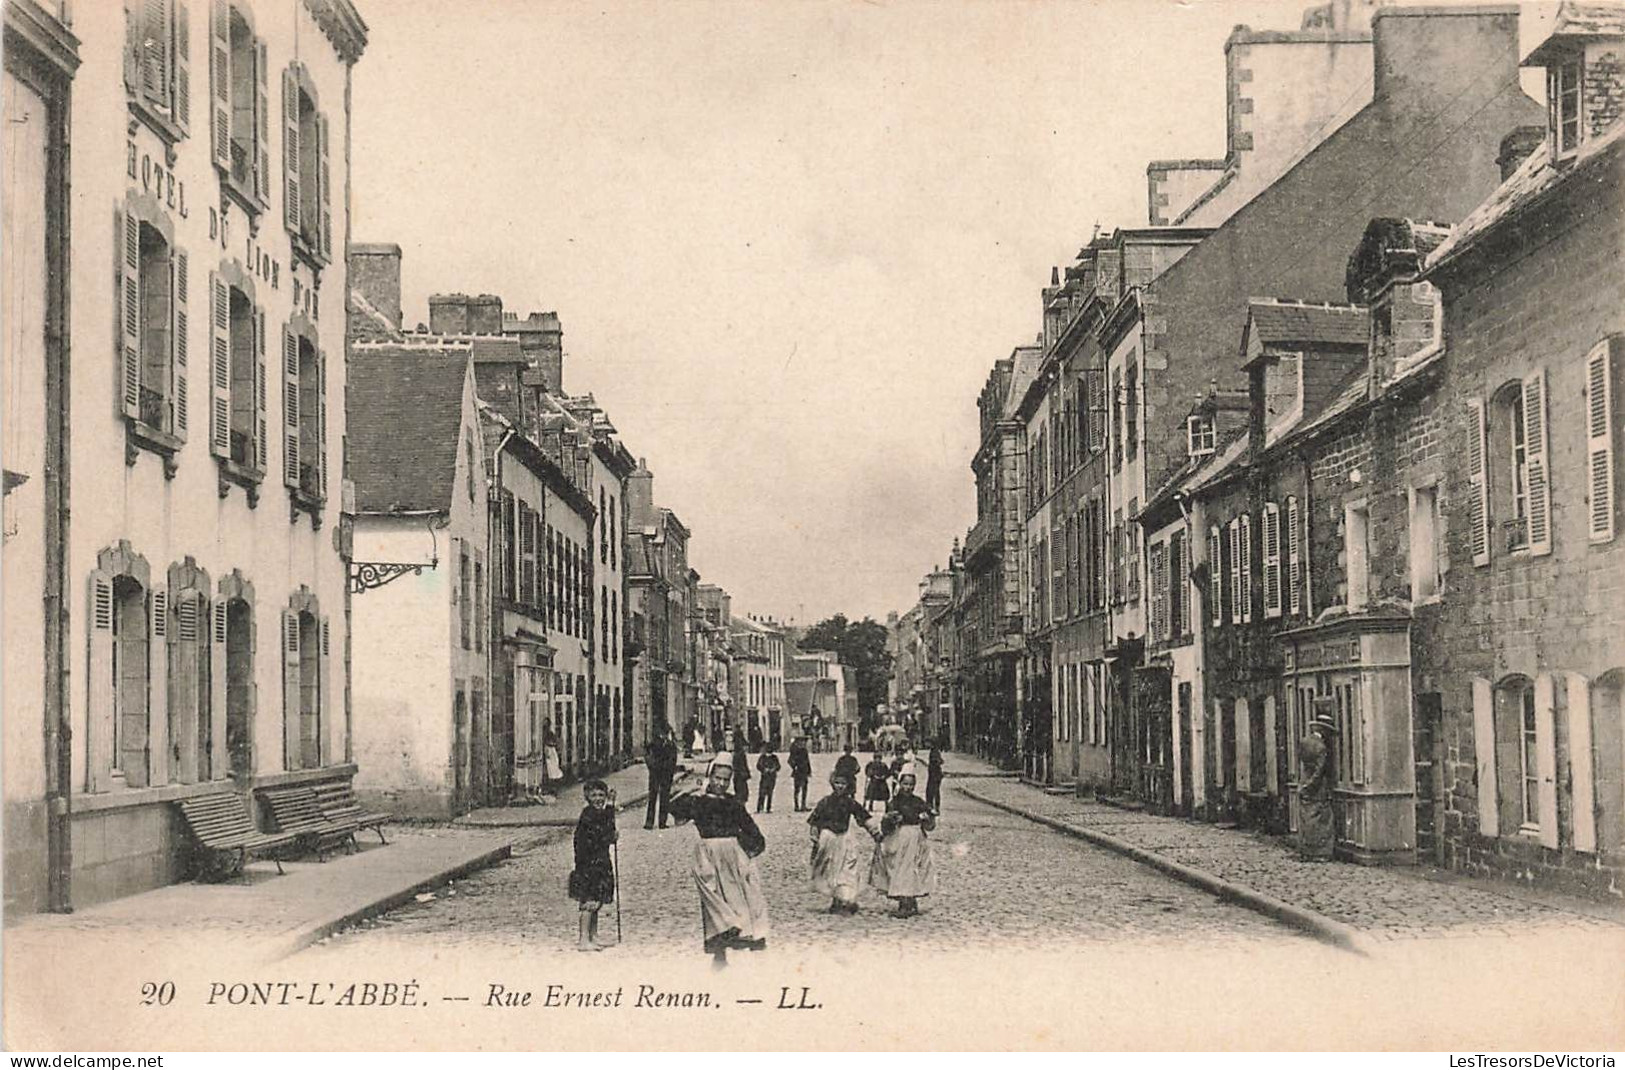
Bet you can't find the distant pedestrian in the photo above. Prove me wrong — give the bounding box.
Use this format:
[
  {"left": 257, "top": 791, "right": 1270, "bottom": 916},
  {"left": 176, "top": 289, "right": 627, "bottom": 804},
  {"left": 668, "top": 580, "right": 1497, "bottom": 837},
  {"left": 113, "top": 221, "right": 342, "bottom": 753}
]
[
  {"left": 808, "top": 770, "right": 881, "bottom": 914},
  {"left": 870, "top": 772, "right": 936, "bottom": 918},
  {"left": 668, "top": 755, "right": 770, "bottom": 963},
  {"left": 645, "top": 724, "right": 679, "bottom": 830},
  {"left": 925, "top": 740, "right": 944, "bottom": 811},
  {"left": 1298, "top": 698, "right": 1339, "bottom": 862},
  {"left": 731, "top": 737, "right": 752, "bottom": 811},
  {"left": 543, "top": 726, "right": 564, "bottom": 788},
  {"left": 788, "top": 737, "right": 813, "bottom": 811},
  {"left": 863, "top": 752, "right": 891, "bottom": 813},
  {"left": 568, "top": 779, "right": 618, "bottom": 951},
  {"left": 834, "top": 743, "right": 860, "bottom": 787},
  {"left": 756, "top": 745, "right": 780, "bottom": 813}
]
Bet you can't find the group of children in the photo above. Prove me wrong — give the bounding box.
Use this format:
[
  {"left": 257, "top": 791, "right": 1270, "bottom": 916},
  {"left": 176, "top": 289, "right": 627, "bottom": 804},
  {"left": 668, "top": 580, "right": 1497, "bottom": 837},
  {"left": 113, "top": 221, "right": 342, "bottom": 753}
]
[{"left": 567, "top": 737, "right": 944, "bottom": 961}]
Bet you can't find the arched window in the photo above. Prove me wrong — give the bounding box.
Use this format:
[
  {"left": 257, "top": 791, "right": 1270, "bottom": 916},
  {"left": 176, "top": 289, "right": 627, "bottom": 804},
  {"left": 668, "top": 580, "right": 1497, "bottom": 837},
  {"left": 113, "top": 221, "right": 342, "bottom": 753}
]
[
  {"left": 116, "top": 196, "right": 187, "bottom": 448},
  {"left": 1489, "top": 674, "right": 1557, "bottom": 840},
  {"left": 166, "top": 558, "right": 212, "bottom": 785},
  {"left": 86, "top": 541, "right": 155, "bottom": 792},
  {"left": 282, "top": 587, "right": 327, "bottom": 771}
]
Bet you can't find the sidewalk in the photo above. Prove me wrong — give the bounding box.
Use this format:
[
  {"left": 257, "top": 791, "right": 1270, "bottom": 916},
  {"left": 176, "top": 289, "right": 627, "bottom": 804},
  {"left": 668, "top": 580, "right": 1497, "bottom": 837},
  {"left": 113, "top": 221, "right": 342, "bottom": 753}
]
[
  {"left": 4, "top": 763, "right": 677, "bottom": 971},
  {"left": 959, "top": 777, "right": 1625, "bottom": 950}
]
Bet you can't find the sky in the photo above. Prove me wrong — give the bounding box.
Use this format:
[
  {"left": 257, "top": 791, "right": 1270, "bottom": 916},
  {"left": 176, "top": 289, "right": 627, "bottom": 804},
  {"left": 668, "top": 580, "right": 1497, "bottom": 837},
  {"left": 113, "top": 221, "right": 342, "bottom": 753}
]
[{"left": 349, "top": 0, "right": 1544, "bottom": 627}]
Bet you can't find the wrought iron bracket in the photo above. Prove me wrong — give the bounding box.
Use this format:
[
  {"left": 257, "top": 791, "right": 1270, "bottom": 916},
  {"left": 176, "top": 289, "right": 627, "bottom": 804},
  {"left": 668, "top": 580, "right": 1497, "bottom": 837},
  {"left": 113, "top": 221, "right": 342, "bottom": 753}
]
[{"left": 350, "top": 559, "right": 436, "bottom": 594}]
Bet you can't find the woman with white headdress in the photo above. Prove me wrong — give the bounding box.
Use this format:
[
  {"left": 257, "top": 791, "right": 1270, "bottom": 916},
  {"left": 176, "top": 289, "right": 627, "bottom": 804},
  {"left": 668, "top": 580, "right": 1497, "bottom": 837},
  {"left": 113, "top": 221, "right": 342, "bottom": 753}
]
[
  {"left": 667, "top": 753, "right": 771, "bottom": 963},
  {"left": 869, "top": 770, "right": 937, "bottom": 918},
  {"left": 807, "top": 768, "right": 881, "bottom": 914}
]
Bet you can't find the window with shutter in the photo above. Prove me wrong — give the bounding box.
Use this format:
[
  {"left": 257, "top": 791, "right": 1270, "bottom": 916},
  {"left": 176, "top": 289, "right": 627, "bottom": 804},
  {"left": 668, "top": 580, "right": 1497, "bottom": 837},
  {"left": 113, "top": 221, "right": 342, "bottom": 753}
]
[
  {"left": 1587, "top": 340, "right": 1618, "bottom": 543},
  {"left": 318, "top": 113, "right": 332, "bottom": 260},
  {"left": 1467, "top": 398, "right": 1490, "bottom": 566},
  {"left": 1209, "top": 526, "right": 1223, "bottom": 626},
  {"left": 1229, "top": 520, "right": 1241, "bottom": 625},
  {"left": 1263, "top": 502, "right": 1281, "bottom": 618},
  {"left": 208, "top": 272, "right": 230, "bottom": 457},
  {"left": 125, "top": 0, "right": 190, "bottom": 139},
  {"left": 174, "top": 2, "right": 191, "bottom": 131},
  {"left": 281, "top": 608, "right": 300, "bottom": 771},
  {"left": 1239, "top": 512, "right": 1252, "bottom": 623},
  {"left": 1522, "top": 368, "right": 1552, "bottom": 557},
  {"left": 252, "top": 40, "right": 270, "bottom": 205},
  {"left": 281, "top": 67, "right": 300, "bottom": 233},
  {"left": 209, "top": 0, "right": 230, "bottom": 169},
  {"left": 1287, "top": 496, "right": 1302, "bottom": 616},
  {"left": 116, "top": 207, "right": 142, "bottom": 421},
  {"left": 282, "top": 322, "right": 299, "bottom": 488}
]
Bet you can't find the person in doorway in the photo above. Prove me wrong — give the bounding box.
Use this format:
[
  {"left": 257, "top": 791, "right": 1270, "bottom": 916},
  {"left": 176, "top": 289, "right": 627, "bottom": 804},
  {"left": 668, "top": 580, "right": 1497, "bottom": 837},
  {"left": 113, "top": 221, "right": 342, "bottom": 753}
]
[
  {"left": 755, "top": 744, "right": 781, "bottom": 813},
  {"left": 731, "top": 736, "right": 752, "bottom": 811},
  {"left": 869, "top": 771, "right": 937, "bottom": 918},
  {"left": 645, "top": 723, "right": 678, "bottom": 830},
  {"left": 788, "top": 736, "right": 813, "bottom": 812},
  {"left": 543, "top": 725, "right": 564, "bottom": 788},
  {"left": 668, "top": 755, "right": 770, "bottom": 963},
  {"left": 834, "top": 743, "right": 860, "bottom": 787},
  {"left": 1298, "top": 698, "right": 1339, "bottom": 862},
  {"left": 808, "top": 770, "right": 882, "bottom": 914},
  {"left": 568, "top": 780, "right": 618, "bottom": 951},
  {"left": 863, "top": 751, "right": 891, "bottom": 813},
  {"left": 925, "top": 739, "right": 945, "bottom": 812}
]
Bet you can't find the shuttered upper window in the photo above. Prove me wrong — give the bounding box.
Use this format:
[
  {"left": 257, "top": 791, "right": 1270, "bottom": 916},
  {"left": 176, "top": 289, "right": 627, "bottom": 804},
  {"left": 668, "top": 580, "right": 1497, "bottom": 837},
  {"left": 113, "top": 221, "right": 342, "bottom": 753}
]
[
  {"left": 115, "top": 199, "right": 189, "bottom": 450},
  {"left": 124, "top": 0, "right": 193, "bottom": 140},
  {"left": 283, "top": 63, "right": 332, "bottom": 265},
  {"left": 209, "top": 2, "right": 270, "bottom": 213},
  {"left": 1585, "top": 339, "right": 1618, "bottom": 544},
  {"left": 208, "top": 264, "right": 266, "bottom": 484}
]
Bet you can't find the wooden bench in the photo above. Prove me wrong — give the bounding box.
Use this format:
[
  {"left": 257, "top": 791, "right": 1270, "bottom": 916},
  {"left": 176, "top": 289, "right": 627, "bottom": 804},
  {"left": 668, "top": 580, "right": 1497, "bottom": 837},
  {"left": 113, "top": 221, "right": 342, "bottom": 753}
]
[
  {"left": 176, "top": 793, "right": 303, "bottom": 878},
  {"left": 310, "top": 781, "right": 390, "bottom": 845},
  {"left": 260, "top": 786, "right": 362, "bottom": 860}
]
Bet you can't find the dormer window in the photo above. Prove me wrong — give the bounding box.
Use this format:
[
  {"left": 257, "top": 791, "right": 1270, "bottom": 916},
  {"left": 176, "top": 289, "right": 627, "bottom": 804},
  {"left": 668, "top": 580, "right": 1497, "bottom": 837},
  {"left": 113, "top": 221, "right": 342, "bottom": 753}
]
[
  {"left": 1551, "top": 58, "right": 1583, "bottom": 157},
  {"left": 1187, "top": 414, "right": 1215, "bottom": 458}
]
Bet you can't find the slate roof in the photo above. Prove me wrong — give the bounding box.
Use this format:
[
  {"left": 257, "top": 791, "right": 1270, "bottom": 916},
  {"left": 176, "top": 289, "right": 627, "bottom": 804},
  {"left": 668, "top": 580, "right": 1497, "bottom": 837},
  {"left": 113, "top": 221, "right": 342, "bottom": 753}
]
[
  {"left": 1244, "top": 300, "right": 1369, "bottom": 354},
  {"left": 1426, "top": 119, "right": 1624, "bottom": 275},
  {"left": 1002, "top": 346, "right": 1044, "bottom": 421},
  {"left": 1524, "top": 2, "right": 1625, "bottom": 65},
  {"left": 349, "top": 343, "right": 471, "bottom": 514}
]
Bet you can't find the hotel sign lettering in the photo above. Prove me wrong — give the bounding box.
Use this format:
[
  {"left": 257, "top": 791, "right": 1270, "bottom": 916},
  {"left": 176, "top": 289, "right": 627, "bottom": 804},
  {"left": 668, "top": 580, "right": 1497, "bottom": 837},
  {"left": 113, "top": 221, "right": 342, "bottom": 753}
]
[{"left": 1286, "top": 637, "right": 1361, "bottom": 673}]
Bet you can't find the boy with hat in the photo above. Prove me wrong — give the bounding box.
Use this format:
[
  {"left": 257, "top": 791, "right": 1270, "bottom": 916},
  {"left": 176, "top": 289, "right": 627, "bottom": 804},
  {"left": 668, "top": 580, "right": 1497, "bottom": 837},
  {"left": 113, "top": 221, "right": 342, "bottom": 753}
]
[
  {"left": 1297, "top": 698, "right": 1339, "bottom": 862},
  {"left": 668, "top": 754, "right": 771, "bottom": 963}
]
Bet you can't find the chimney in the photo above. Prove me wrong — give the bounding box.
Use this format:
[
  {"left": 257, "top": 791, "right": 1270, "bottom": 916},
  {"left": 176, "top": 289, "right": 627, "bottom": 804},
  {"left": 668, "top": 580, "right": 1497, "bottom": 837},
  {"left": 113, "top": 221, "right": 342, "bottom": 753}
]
[
  {"left": 469, "top": 294, "right": 504, "bottom": 335},
  {"left": 1372, "top": 5, "right": 1521, "bottom": 110},
  {"left": 347, "top": 243, "right": 402, "bottom": 330},
  {"left": 1496, "top": 126, "right": 1545, "bottom": 180},
  {"left": 503, "top": 310, "right": 565, "bottom": 394},
  {"left": 626, "top": 457, "right": 655, "bottom": 530},
  {"left": 428, "top": 293, "right": 472, "bottom": 335}
]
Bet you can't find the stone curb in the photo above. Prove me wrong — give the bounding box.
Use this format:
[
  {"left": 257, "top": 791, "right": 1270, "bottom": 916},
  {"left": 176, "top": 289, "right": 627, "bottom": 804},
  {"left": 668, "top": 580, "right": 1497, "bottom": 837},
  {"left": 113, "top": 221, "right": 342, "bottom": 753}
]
[
  {"left": 258, "top": 841, "right": 515, "bottom": 963},
  {"left": 957, "top": 784, "right": 1375, "bottom": 956}
]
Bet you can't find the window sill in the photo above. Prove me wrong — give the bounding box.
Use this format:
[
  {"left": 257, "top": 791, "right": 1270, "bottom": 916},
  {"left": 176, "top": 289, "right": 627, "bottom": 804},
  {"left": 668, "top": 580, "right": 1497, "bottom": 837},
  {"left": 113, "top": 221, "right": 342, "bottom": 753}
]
[
  {"left": 215, "top": 456, "right": 265, "bottom": 507},
  {"left": 216, "top": 169, "right": 266, "bottom": 226},
  {"left": 127, "top": 99, "right": 186, "bottom": 154},
  {"left": 125, "top": 419, "right": 183, "bottom": 478},
  {"left": 290, "top": 231, "right": 329, "bottom": 273},
  {"left": 75, "top": 777, "right": 237, "bottom": 813},
  {"left": 290, "top": 486, "right": 327, "bottom": 527}
]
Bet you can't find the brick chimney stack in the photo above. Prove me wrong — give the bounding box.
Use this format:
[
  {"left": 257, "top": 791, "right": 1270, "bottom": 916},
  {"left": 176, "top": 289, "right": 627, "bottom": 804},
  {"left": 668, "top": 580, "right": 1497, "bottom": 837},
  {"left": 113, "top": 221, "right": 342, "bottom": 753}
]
[
  {"left": 626, "top": 458, "right": 655, "bottom": 531},
  {"left": 348, "top": 243, "right": 402, "bottom": 330}
]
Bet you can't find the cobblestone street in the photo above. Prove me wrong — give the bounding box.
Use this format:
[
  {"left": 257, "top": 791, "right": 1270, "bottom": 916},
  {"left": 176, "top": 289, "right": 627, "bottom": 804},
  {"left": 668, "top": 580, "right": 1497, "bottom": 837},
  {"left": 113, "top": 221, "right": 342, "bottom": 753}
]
[{"left": 301, "top": 755, "right": 1302, "bottom": 961}]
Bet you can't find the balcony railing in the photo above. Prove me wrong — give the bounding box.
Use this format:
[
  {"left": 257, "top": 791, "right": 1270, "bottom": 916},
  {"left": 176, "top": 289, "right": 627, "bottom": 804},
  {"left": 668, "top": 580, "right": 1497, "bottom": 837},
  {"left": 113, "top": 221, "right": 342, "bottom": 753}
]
[
  {"left": 299, "top": 462, "right": 323, "bottom": 500},
  {"left": 965, "top": 513, "right": 1000, "bottom": 563},
  {"left": 230, "top": 430, "right": 250, "bottom": 465}
]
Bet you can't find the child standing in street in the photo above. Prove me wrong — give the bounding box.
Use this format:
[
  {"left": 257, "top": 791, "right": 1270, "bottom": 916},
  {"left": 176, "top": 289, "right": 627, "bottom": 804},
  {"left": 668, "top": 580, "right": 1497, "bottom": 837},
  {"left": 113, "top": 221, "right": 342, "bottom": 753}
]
[
  {"left": 568, "top": 779, "right": 618, "bottom": 951},
  {"left": 756, "top": 745, "right": 781, "bottom": 813},
  {"left": 863, "top": 751, "right": 891, "bottom": 813},
  {"left": 808, "top": 771, "right": 881, "bottom": 914},
  {"left": 870, "top": 772, "right": 937, "bottom": 918}
]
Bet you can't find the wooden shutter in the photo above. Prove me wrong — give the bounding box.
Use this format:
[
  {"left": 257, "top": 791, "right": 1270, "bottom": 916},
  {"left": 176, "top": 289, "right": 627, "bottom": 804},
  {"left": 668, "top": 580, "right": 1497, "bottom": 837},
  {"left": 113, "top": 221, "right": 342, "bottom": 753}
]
[
  {"left": 209, "top": 0, "right": 230, "bottom": 169},
  {"left": 1263, "top": 502, "right": 1281, "bottom": 618},
  {"left": 148, "top": 587, "right": 170, "bottom": 786},
  {"left": 318, "top": 617, "right": 331, "bottom": 769},
  {"left": 318, "top": 348, "right": 328, "bottom": 497},
  {"left": 282, "top": 67, "right": 301, "bottom": 233},
  {"left": 87, "top": 570, "right": 116, "bottom": 794},
  {"left": 282, "top": 323, "right": 299, "bottom": 488},
  {"left": 255, "top": 311, "right": 268, "bottom": 470},
  {"left": 1467, "top": 398, "right": 1490, "bottom": 566},
  {"left": 1586, "top": 340, "right": 1616, "bottom": 543},
  {"left": 282, "top": 609, "right": 300, "bottom": 771},
  {"left": 1149, "top": 542, "right": 1167, "bottom": 642},
  {"left": 172, "top": 248, "right": 188, "bottom": 438},
  {"left": 141, "top": 0, "right": 170, "bottom": 107},
  {"left": 317, "top": 113, "right": 332, "bottom": 260},
  {"left": 1239, "top": 512, "right": 1252, "bottom": 623},
  {"left": 123, "top": 0, "right": 143, "bottom": 94},
  {"left": 1287, "top": 496, "right": 1302, "bottom": 617},
  {"left": 118, "top": 207, "right": 141, "bottom": 420},
  {"left": 253, "top": 40, "right": 270, "bottom": 204},
  {"left": 1472, "top": 678, "right": 1497, "bottom": 837},
  {"left": 1263, "top": 695, "right": 1278, "bottom": 794},
  {"left": 209, "top": 597, "right": 229, "bottom": 781},
  {"left": 1229, "top": 521, "right": 1241, "bottom": 625},
  {"left": 171, "top": 590, "right": 200, "bottom": 784},
  {"left": 1567, "top": 674, "right": 1597, "bottom": 853},
  {"left": 173, "top": 2, "right": 191, "bottom": 131},
  {"left": 1522, "top": 368, "right": 1552, "bottom": 556},
  {"left": 1209, "top": 526, "right": 1222, "bottom": 626},
  {"left": 1534, "top": 672, "right": 1558, "bottom": 848},
  {"left": 209, "top": 273, "right": 230, "bottom": 457}
]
